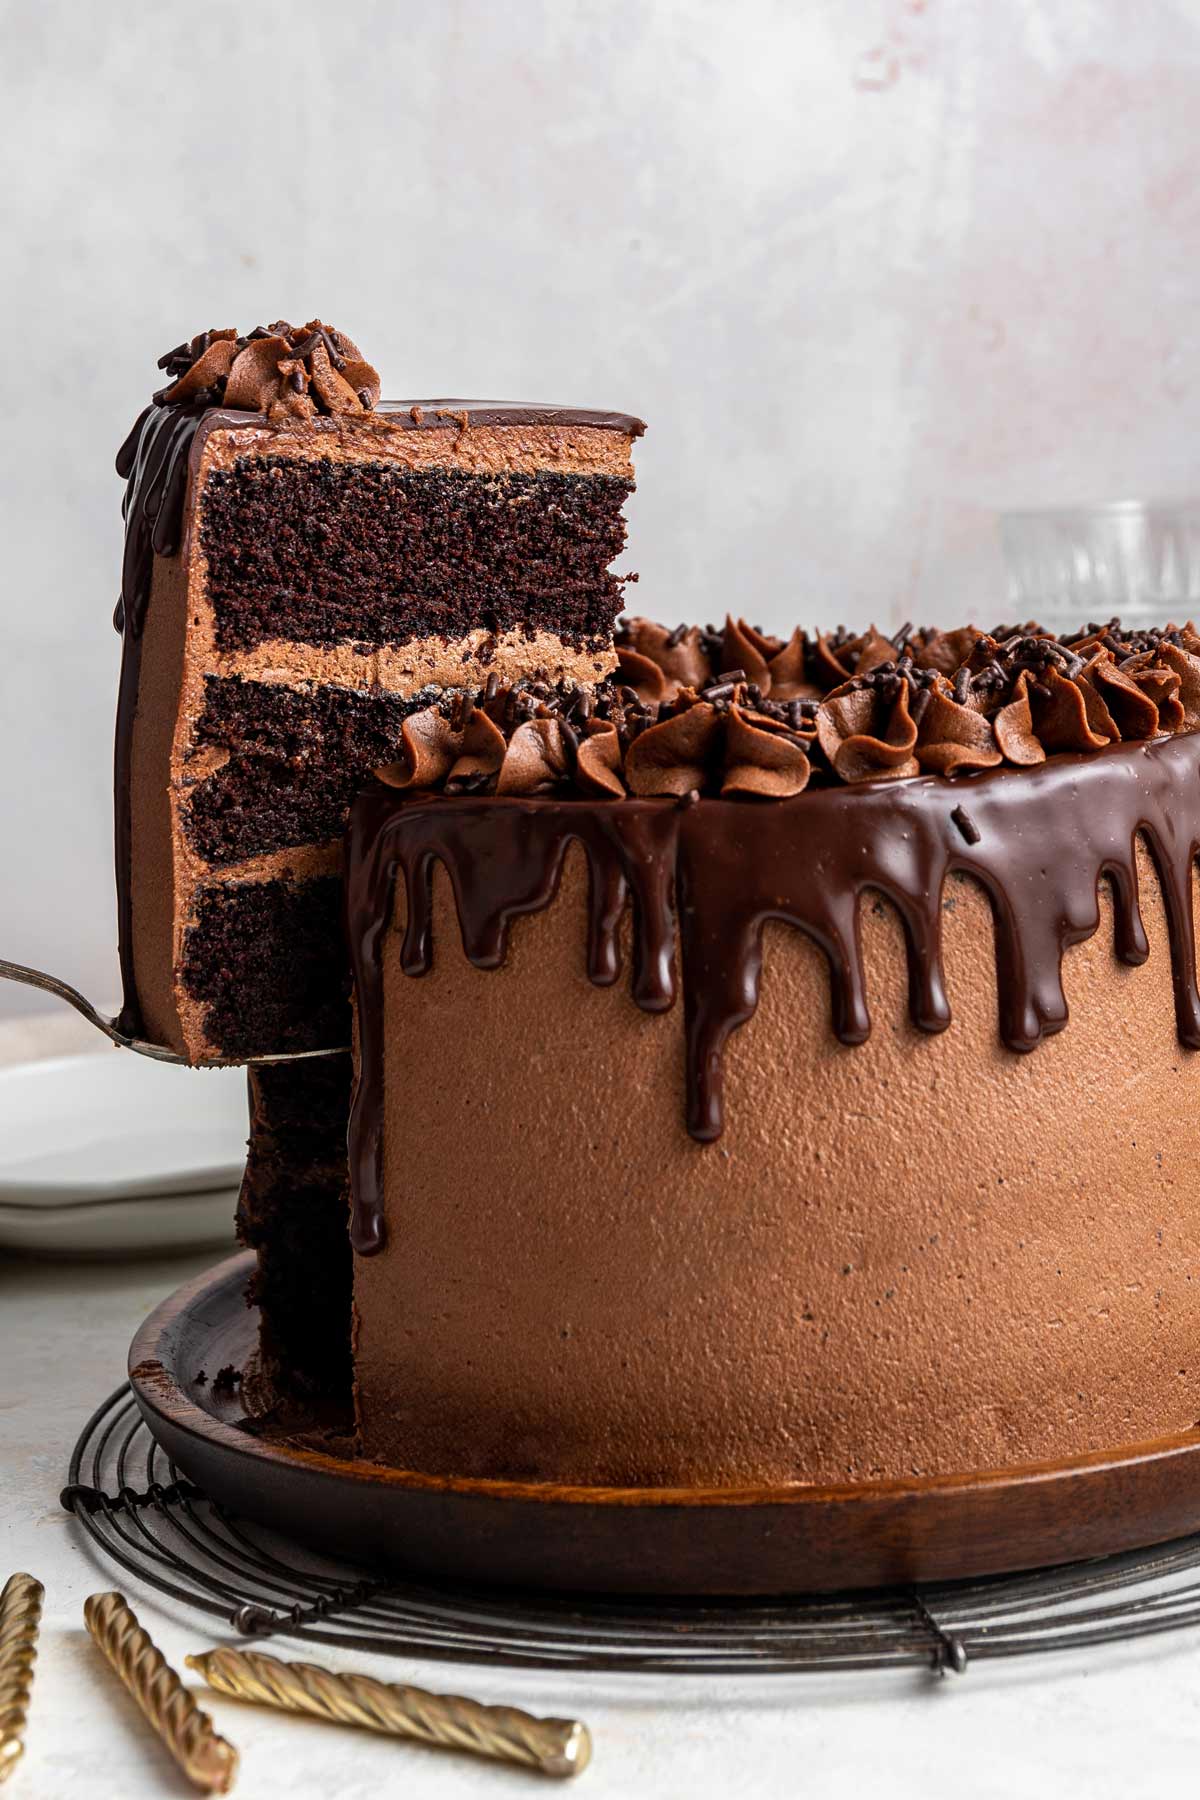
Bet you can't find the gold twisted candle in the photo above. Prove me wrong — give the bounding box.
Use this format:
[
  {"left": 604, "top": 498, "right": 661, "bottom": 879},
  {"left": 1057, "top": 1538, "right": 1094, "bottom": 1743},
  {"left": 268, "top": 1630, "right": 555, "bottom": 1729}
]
[
  {"left": 84, "top": 1593, "right": 238, "bottom": 1794},
  {"left": 0, "top": 1573, "right": 44, "bottom": 1784},
  {"left": 186, "top": 1646, "right": 592, "bottom": 1779}
]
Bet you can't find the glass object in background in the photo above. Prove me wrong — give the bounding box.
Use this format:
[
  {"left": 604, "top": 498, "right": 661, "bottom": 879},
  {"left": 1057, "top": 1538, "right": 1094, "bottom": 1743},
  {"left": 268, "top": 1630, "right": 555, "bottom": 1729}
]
[{"left": 1000, "top": 501, "right": 1200, "bottom": 636}]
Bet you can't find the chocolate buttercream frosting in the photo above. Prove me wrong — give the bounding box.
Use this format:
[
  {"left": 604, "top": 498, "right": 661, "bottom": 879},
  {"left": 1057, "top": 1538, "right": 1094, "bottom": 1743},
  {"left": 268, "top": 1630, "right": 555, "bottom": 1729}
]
[
  {"left": 153, "top": 321, "right": 381, "bottom": 419},
  {"left": 373, "top": 674, "right": 816, "bottom": 802},
  {"left": 365, "top": 615, "right": 1200, "bottom": 803},
  {"left": 346, "top": 729, "right": 1200, "bottom": 1253},
  {"left": 348, "top": 613, "right": 1200, "bottom": 1253}
]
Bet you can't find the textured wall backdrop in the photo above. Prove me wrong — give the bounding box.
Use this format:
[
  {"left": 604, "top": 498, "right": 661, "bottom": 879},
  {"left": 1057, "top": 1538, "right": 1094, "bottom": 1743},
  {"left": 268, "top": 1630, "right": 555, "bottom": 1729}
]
[{"left": 2, "top": 0, "right": 1198, "bottom": 1011}]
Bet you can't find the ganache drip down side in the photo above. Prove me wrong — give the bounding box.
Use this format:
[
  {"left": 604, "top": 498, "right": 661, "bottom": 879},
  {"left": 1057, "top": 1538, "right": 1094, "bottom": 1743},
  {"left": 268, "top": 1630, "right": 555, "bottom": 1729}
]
[
  {"left": 112, "top": 402, "right": 208, "bottom": 1035},
  {"left": 111, "top": 318, "right": 384, "bottom": 1035},
  {"left": 344, "top": 734, "right": 1200, "bottom": 1254}
]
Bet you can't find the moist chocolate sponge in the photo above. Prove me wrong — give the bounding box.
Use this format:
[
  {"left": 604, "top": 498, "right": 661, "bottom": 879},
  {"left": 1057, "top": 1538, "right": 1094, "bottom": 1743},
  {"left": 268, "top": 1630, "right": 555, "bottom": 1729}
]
[
  {"left": 200, "top": 460, "right": 633, "bottom": 652},
  {"left": 180, "top": 876, "right": 349, "bottom": 1059},
  {"left": 185, "top": 676, "right": 440, "bottom": 867},
  {"left": 121, "top": 398, "right": 639, "bottom": 1064}
]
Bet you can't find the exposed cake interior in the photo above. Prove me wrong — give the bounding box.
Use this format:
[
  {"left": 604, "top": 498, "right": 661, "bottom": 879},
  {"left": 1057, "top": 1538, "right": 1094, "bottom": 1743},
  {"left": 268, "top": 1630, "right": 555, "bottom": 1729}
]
[
  {"left": 349, "top": 817, "right": 1200, "bottom": 1486},
  {"left": 114, "top": 321, "right": 643, "bottom": 1062},
  {"left": 200, "top": 442, "right": 632, "bottom": 656},
  {"left": 237, "top": 1054, "right": 353, "bottom": 1408}
]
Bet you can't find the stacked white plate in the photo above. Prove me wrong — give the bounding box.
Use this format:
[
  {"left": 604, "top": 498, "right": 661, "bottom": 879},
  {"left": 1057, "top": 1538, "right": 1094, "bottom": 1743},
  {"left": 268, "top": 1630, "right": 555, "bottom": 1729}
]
[{"left": 0, "top": 1050, "right": 248, "bottom": 1256}]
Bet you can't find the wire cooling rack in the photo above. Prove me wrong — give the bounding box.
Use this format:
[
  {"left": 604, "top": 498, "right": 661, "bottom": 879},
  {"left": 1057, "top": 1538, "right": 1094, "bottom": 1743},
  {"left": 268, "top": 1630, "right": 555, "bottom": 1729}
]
[{"left": 61, "top": 1382, "right": 1200, "bottom": 1677}]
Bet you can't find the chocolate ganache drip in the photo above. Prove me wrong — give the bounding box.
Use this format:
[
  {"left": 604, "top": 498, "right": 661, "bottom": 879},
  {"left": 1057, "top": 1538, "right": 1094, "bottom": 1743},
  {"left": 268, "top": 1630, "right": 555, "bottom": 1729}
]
[
  {"left": 113, "top": 402, "right": 210, "bottom": 1031},
  {"left": 112, "top": 320, "right": 379, "bottom": 1032},
  {"left": 345, "top": 729, "right": 1200, "bottom": 1254}
]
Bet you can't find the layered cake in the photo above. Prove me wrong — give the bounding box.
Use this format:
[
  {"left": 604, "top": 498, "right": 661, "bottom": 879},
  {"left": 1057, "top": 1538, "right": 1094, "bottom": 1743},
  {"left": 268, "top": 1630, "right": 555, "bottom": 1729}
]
[
  {"left": 113, "top": 325, "right": 1200, "bottom": 1497},
  {"left": 344, "top": 620, "right": 1200, "bottom": 1485},
  {"left": 113, "top": 322, "right": 643, "bottom": 1060}
]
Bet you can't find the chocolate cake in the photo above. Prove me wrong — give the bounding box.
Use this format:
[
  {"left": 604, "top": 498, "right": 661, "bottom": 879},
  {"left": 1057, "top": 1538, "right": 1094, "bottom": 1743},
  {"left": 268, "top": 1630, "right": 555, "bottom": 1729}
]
[
  {"left": 343, "top": 618, "right": 1200, "bottom": 1486},
  {"left": 113, "top": 322, "right": 643, "bottom": 1061},
  {"left": 111, "top": 324, "right": 1200, "bottom": 1500},
  {"left": 236, "top": 1053, "right": 353, "bottom": 1407}
]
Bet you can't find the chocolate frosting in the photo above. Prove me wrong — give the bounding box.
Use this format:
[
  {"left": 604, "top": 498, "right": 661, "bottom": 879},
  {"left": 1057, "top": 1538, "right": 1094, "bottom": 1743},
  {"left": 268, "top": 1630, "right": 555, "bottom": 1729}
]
[
  {"left": 365, "top": 618, "right": 1200, "bottom": 805},
  {"left": 112, "top": 322, "right": 644, "bottom": 1035},
  {"left": 374, "top": 679, "right": 815, "bottom": 802},
  {"left": 155, "top": 321, "right": 381, "bottom": 420},
  {"left": 345, "top": 732, "right": 1200, "bottom": 1253},
  {"left": 112, "top": 401, "right": 210, "bottom": 1032}
]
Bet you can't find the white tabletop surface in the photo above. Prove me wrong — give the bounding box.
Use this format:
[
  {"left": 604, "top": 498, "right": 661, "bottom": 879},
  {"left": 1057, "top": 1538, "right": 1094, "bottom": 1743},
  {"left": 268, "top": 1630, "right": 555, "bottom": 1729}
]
[{"left": 2, "top": 1023, "right": 1199, "bottom": 1798}]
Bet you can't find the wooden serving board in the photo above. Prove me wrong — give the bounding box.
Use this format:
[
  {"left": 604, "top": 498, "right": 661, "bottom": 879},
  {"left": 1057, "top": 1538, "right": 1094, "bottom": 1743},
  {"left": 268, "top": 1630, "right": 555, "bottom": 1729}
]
[{"left": 129, "top": 1252, "right": 1200, "bottom": 1596}]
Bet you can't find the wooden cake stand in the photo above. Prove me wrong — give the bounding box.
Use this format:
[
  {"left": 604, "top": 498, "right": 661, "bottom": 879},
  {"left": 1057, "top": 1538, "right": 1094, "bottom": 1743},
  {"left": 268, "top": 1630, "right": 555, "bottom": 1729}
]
[{"left": 130, "top": 1252, "right": 1200, "bottom": 1597}]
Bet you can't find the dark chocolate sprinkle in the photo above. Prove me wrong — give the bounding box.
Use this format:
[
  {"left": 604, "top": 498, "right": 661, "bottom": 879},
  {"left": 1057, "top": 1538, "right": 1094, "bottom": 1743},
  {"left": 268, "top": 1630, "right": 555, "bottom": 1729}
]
[{"left": 950, "top": 805, "right": 981, "bottom": 846}]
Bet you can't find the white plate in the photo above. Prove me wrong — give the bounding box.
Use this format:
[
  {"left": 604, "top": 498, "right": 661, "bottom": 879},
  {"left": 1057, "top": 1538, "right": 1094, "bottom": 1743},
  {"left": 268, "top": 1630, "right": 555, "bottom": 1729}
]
[
  {"left": 0, "top": 1188, "right": 239, "bottom": 1257},
  {"left": 0, "top": 1050, "right": 248, "bottom": 1255}
]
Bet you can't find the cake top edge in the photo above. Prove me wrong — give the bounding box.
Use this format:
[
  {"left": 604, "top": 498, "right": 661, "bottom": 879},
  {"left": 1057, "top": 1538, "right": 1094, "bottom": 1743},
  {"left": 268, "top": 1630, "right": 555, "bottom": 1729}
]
[
  {"left": 130, "top": 322, "right": 645, "bottom": 436},
  {"left": 195, "top": 400, "right": 646, "bottom": 437},
  {"left": 376, "top": 401, "right": 646, "bottom": 435},
  {"left": 362, "top": 614, "right": 1200, "bottom": 802}
]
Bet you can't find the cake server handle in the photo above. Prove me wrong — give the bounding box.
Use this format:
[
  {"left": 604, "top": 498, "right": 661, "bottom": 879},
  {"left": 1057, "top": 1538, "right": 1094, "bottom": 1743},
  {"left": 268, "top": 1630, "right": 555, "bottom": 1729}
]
[{"left": 0, "top": 957, "right": 348, "bottom": 1067}]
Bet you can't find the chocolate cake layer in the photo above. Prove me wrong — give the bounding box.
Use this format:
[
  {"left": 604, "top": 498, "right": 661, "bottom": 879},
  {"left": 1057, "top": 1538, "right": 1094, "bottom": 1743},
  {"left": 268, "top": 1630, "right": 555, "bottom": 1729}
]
[
  {"left": 347, "top": 737, "right": 1200, "bottom": 1486},
  {"left": 185, "top": 676, "right": 441, "bottom": 868},
  {"left": 200, "top": 462, "right": 632, "bottom": 653},
  {"left": 180, "top": 876, "right": 348, "bottom": 1059},
  {"left": 238, "top": 1056, "right": 352, "bottom": 1405},
  {"left": 114, "top": 349, "right": 641, "bottom": 1061}
]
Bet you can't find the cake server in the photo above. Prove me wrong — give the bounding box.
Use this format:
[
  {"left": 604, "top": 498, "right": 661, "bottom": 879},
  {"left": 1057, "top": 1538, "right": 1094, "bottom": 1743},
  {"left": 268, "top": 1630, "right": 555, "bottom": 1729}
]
[{"left": 0, "top": 958, "right": 348, "bottom": 1068}]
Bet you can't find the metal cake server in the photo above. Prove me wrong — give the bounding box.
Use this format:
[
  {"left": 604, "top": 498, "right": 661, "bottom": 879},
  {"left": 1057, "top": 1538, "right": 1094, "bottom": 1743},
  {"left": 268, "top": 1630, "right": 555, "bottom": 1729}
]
[{"left": 0, "top": 958, "right": 348, "bottom": 1068}]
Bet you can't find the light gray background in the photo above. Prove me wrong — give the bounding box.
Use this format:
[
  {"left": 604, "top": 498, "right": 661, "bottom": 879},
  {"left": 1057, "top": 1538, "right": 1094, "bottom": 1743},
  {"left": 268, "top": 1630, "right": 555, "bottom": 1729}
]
[{"left": 3, "top": 0, "right": 1198, "bottom": 1013}]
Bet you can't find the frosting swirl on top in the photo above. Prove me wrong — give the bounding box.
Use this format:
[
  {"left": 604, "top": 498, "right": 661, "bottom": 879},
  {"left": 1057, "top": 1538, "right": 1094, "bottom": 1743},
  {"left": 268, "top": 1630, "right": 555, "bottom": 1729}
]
[
  {"left": 373, "top": 616, "right": 1200, "bottom": 802},
  {"left": 153, "top": 321, "right": 380, "bottom": 421}
]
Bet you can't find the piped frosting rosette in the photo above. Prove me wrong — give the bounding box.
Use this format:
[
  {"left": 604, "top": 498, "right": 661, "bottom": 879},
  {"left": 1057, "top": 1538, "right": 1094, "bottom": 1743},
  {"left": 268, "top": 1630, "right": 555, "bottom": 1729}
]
[
  {"left": 373, "top": 616, "right": 1200, "bottom": 801},
  {"left": 153, "top": 321, "right": 380, "bottom": 421}
]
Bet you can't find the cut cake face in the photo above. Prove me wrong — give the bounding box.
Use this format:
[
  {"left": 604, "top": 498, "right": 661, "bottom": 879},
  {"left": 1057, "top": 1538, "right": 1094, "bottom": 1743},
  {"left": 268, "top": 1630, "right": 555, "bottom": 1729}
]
[{"left": 113, "top": 323, "right": 644, "bottom": 1060}]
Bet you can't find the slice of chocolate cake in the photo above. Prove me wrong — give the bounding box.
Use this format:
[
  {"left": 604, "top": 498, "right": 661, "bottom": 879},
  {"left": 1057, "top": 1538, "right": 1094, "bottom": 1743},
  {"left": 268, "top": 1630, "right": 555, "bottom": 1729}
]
[{"left": 114, "top": 322, "right": 643, "bottom": 1061}]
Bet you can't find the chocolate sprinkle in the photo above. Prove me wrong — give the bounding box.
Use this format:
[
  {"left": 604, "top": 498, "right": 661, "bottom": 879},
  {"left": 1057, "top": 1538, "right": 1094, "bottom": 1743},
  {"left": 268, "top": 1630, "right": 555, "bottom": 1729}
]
[{"left": 950, "top": 805, "right": 981, "bottom": 846}]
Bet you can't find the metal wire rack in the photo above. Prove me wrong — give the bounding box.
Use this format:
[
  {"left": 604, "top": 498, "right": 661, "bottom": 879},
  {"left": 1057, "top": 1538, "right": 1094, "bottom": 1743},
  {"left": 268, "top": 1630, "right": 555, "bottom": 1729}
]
[{"left": 60, "top": 1382, "right": 1200, "bottom": 1677}]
